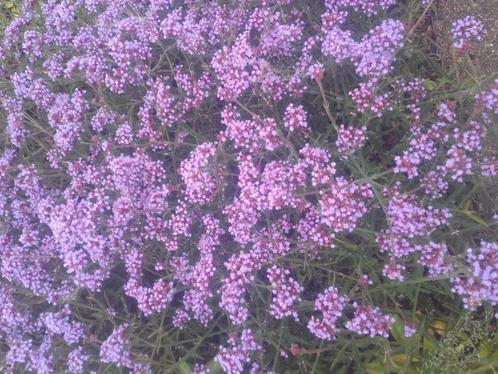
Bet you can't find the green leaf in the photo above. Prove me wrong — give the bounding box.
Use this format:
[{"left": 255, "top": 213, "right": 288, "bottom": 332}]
[
  {"left": 423, "top": 79, "right": 437, "bottom": 91},
  {"left": 463, "top": 210, "right": 488, "bottom": 227},
  {"left": 366, "top": 360, "right": 385, "bottom": 374},
  {"left": 178, "top": 361, "right": 191, "bottom": 374},
  {"left": 207, "top": 359, "right": 223, "bottom": 374},
  {"left": 391, "top": 317, "right": 405, "bottom": 345}
]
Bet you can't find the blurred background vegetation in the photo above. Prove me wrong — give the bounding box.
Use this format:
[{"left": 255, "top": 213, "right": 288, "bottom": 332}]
[{"left": 0, "top": 1, "right": 20, "bottom": 29}]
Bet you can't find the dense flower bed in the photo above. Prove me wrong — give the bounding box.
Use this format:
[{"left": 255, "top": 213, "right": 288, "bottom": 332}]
[{"left": 0, "top": 0, "right": 497, "bottom": 373}]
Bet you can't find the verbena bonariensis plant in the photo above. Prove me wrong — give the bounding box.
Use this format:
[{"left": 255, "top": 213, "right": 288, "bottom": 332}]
[{"left": 0, "top": 0, "right": 497, "bottom": 373}]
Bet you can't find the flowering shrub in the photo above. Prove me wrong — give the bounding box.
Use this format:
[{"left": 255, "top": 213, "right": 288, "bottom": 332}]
[{"left": 0, "top": 0, "right": 497, "bottom": 373}]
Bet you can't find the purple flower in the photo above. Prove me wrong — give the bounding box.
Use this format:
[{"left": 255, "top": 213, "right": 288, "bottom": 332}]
[
  {"left": 452, "top": 242, "right": 498, "bottom": 311},
  {"left": 452, "top": 16, "right": 486, "bottom": 51},
  {"left": 308, "top": 287, "right": 348, "bottom": 340},
  {"left": 100, "top": 325, "right": 134, "bottom": 368},
  {"left": 216, "top": 329, "right": 261, "bottom": 374},
  {"left": 267, "top": 265, "right": 303, "bottom": 320},
  {"left": 346, "top": 303, "right": 394, "bottom": 338}
]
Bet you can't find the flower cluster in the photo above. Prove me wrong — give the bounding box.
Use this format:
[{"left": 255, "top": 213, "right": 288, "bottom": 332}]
[
  {"left": 452, "top": 16, "right": 486, "bottom": 51},
  {"left": 336, "top": 125, "right": 367, "bottom": 156},
  {"left": 267, "top": 265, "right": 303, "bottom": 320},
  {"left": 99, "top": 325, "right": 134, "bottom": 369},
  {"left": 345, "top": 303, "right": 395, "bottom": 338},
  {"left": 284, "top": 104, "right": 308, "bottom": 132},
  {"left": 416, "top": 242, "right": 452, "bottom": 276},
  {"left": 67, "top": 347, "right": 89, "bottom": 374},
  {"left": 215, "top": 329, "right": 261, "bottom": 374},
  {"left": 320, "top": 177, "right": 374, "bottom": 232},
  {"left": 180, "top": 143, "right": 218, "bottom": 204},
  {"left": 377, "top": 186, "right": 452, "bottom": 280},
  {"left": 452, "top": 242, "right": 498, "bottom": 311},
  {"left": 479, "top": 78, "right": 498, "bottom": 115},
  {"left": 307, "top": 287, "right": 348, "bottom": 340},
  {"left": 327, "top": 0, "right": 397, "bottom": 16}
]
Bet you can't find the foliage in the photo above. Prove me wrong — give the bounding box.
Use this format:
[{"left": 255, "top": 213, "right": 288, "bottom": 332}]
[{"left": 0, "top": 1, "right": 20, "bottom": 27}]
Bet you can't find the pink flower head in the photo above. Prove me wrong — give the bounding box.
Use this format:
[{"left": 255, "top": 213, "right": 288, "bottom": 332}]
[{"left": 452, "top": 16, "right": 486, "bottom": 51}]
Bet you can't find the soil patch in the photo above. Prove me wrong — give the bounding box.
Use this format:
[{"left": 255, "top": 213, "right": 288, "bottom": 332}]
[{"left": 432, "top": 0, "right": 498, "bottom": 77}]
